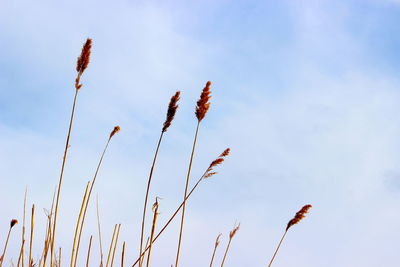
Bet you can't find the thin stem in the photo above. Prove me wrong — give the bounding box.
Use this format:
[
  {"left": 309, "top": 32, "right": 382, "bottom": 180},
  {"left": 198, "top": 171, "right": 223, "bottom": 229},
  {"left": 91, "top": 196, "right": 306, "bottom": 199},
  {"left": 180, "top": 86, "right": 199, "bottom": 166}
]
[
  {"left": 132, "top": 173, "right": 205, "bottom": 267},
  {"left": 175, "top": 121, "right": 200, "bottom": 267},
  {"left": 17, "top": 240, "right": 25, "bottom": 267},
  {"left": 21, "top": 187, "right": 27, "bottom": 267},
  {"left": 58, "top": 247, "right": 62, "bottom": 267},
  {"left": 209, "top": 235, "right": 221, "bottom": 267},
  {"left": 70, "top": 181, "right": 90, "bottom": 267},
  {"left": 85, "top": 236, "right": 93, "bottom": 267},
  {"left": 0, "top": 227, "right": 12, "bottom": 267},
  {"left": 267, "top": 230, "right": 288, "bottom": 267},
  {"left": 29, "top": 205, "right": 35, "bottom": 267},
  {"left": 111, "top": 224, "right": 121, "bottom": 267},
  {"left": 106, "top": 225, "right": 118, "bottom": 267},
  {"left": 139, "top": 132, "right": 163, "bottom": 267},
  {"left": 121, "top": 242, "right": 126, "bottom": 267},
  {"left": 220, "top": 239, "right": 232, "bottom": 267},
  {"left": 145, "top": 201, "right": 159, "bottom": 267},
  {"left": 74, "top": 137, "right": 112, "bottom": 267},
  {"left": 51, "top": 87, "right": 80, "bottom": 266},
  {"left": 97, "top": 196, "right": 104, "bottom": 267}
]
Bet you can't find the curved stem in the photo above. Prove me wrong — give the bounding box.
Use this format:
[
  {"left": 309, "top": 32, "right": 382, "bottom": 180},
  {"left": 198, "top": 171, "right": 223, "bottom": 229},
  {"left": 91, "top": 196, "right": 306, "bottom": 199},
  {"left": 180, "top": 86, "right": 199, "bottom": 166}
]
[{"left": 267, "top": 230, "right": 288, "bottom": 267}]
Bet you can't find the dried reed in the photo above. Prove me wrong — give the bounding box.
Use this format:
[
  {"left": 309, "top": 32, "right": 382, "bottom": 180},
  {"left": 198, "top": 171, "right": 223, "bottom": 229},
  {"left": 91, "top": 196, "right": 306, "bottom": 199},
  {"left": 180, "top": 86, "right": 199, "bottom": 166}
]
[
  {"left": 175, "top": 82, "right": 211, "bottom": 267},
  {"left": 111, "top": 224, "right": 121, "bottom": 267},
  {"left": 51, "top": 38, "right": 92, "bottom": 266},
  {"left": 73, "top": 126, "right": 120, "bottom": 266},
  {"left": 220, "top": 223, "right": 240, "bottom": 267},
  {"left": 106, "top": 225, "right": 118, "bottom": 267},
  {"left": 209, "top": 234, "right": 221, "bottom": 267},
  {"left": 138, "top": 91, "right": 180, "bottom": 267},
  {"left": 121, "top": 242, "right": 126, "bottom": 267},
  {"left": 145, "top": 199, "right": 160, "bottom": 267},
  {"left": 0, "top": 219, "right": 18, "bottom": 267},
  {"left": 132, "top": 148, "right": 229, "bottom": 267},
  {"left": 97, "top": 195, "right": 104, "bottom": 267},
  {"left": 267, "top": 204, "right": 312, "bottom": 267}
]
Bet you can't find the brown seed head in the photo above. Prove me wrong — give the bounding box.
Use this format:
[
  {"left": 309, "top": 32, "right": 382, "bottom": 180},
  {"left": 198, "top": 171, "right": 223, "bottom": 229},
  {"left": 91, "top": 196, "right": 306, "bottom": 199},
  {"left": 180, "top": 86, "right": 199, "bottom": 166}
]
[
  {"left": 195, "top": 81, "right": 212, "bottom": 122},
  {"left": 286, "top": 204, "right": 312, "bottom": 231},
  {"left": 162, "top": 91, "right": 181, "bottom": 132},
  {"left": 229, "top": 223, "right": 240, "bottom": 239},
  {"left": 204, "top": 148, "right": 230, "bottom": 179},
  {"left": 76, "top": 38, "right": 92, "bottom": 74},
  {"left": 110, "top": 126, "right": 121, "bottom": 139},
  {"left": 10, "top": 219, "right": 18, "bottom": 228}
]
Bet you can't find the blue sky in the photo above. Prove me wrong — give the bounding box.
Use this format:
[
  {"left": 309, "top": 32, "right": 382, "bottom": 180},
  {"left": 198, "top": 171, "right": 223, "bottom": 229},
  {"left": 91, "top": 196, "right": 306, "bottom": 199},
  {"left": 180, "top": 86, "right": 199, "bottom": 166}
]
[{"left": 2, "top": 0, "right": 400, "bottom": 266}]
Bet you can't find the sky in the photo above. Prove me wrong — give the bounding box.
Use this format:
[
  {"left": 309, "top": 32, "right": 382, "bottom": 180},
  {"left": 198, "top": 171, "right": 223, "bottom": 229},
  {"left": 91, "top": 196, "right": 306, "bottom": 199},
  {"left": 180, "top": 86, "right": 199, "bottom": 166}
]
[{"left": 1, "top": 0, "right": 400, "bottom": 266}]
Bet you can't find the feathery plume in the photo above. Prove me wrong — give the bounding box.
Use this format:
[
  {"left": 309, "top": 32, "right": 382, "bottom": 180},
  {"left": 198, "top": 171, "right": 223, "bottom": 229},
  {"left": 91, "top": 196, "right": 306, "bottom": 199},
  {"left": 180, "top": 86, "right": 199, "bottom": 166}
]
[
  {"left": 162, "top": 91, "right": 181, "bottom": 132},
  {"left": 221, "top": 223, "right": 240, "bottom": 267},
  {"left": 229, "top": 224, "right": 240, "bottom": 239},
  {"left": 76, "top": 39, "right": 92, "bottom": 75},
  {"left": 195, "top": 81, "right": 212, "bottom": 122},
  {"left": 286, "top": 204, "right": 312, "bottom": 231},
  {"left": 204, "top": 148, "right": 230, "bottom": 179},
  {"left": 110, "top": 126, "right": 121, "bottom": 139}
]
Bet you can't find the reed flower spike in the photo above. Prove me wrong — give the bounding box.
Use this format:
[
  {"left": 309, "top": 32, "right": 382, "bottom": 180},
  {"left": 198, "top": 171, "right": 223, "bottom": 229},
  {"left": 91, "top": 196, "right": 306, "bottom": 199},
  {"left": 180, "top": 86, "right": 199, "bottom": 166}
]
[
  {"left": 162, "top": 91, "right": 180, "bottom": 132},
  {"left": 75, "top": 38, "right": 92, "bottom": 89},
  {"left": 286, "top": 204, "right": 312, "bottom": 231},
  {"left": 195, "top": 81, "right": 211, "bottom": 122},
  {"left": 221, "top": 223, "right": 240, "bottom": 267},
  {"left": 10, "top": 219, "right": 18, "bottom": 228},
  {"left": 204, "top": 148, "right": 230, "bottom": 179},
  {"left": 110, "top": 126, "right": 121, "bottom": 139}
]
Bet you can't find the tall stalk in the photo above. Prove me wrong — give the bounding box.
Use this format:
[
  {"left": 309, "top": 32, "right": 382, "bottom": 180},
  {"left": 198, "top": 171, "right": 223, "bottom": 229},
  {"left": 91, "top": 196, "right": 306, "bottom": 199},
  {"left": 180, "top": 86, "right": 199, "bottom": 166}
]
[
  {"left": 51, "top": 38, "right": 92, "bottom": 266},
  {"left": 220, "top": 224, "right": 239, "bottom": 267},
  {"left": 175, "top": 81, "right": 211, "bottom": 267},
  {"left": 29, "top": 205, "right": 35, "bottom": 267},
  {"left": 209, "top": 234, "right": 221, "bottom": 267},
  {"left": 85, "top": 236, "right": 93, "bottom": 267},
  {"left": 97, "top": 196, "right": 104, "bottom": 267},
  {"left": 138, "top": 91, "right": 180, "bottom": 267},
  {"left": 145, "top": 199, "right": 159, "bottom": 267}
]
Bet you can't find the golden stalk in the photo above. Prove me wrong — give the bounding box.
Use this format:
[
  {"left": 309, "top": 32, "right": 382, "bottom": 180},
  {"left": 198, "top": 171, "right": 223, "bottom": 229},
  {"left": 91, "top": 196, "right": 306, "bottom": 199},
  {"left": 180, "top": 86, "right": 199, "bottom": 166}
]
[
  {"left": 110, "top": 224, "right": 121, "bottom": 267},
  {"left": 70, "top": 181, "right": 91, "bottom": 267},
  {"left": 220, "top": 224, "right": 240, "bottom": 267},
  {"left": 145, "top": 199, "right": 159, "bottom": 267},
  {"left": 97, "top": 195, "right": 104, "bottom": 267},
  {"left": 121, "top": 242, "right": 126, "bottom": 267},
  {"left": 17, "top": 240, "right": 25, "bottom": 267},
  {"left": 51, "top": 38, "right": 92, "bottom": 266},
  {"left": 106, "top": 225, "right": 118, "bottom": 267},
  {"left": 138, "top": 91, "right": 180, "bottom": 267},
  {"left": 85, "top": 236, "right": 93, "bottom": 267},
  {"left": 29, "top": 205, "right": 35, "bottom": 267}
]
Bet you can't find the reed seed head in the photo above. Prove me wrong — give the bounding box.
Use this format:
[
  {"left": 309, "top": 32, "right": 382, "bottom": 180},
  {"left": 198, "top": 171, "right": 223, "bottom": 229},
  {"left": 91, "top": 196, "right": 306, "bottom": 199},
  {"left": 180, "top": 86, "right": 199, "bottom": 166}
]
[
  {"left": 10, "top": 219, "right": 18, "bottom": 228},
  {"left": 195, "top": 81, "right": 212, "bottom": 122},
  {"left": 76, "top": 38, "right": 92, "bottom": 75},
  {"left": 110, "top": 126, "right": 121, "bottom": 139},
  {"left": 229, "top": 223, "right": 240, "bottom": 239},
  {"left": 204, "top": 148, "right": 230, "bottom": 179},
  {"left": 162, "top": 91, "right": 181, "bottom": 132},
  {"left": 286, "top": 204, "right": 312, "bottom": 231}
]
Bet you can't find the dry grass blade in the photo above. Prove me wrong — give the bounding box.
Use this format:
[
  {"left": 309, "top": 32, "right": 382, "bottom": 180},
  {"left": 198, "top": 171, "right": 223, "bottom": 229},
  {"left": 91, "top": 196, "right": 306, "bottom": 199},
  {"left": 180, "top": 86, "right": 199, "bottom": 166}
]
[
  {"left": 209, "top": 234, "right": 221, "bottom": 267},
  {"left": 97, "top": 195, "right": 104, "bottom": 267},
  {"left": 267, "top": 205, "right": 312, "bottom": 267},
  {"left": 85, "top": 236, "right": 93, "bottom": 267},
  {"left": 145, "top": 199, "right": 159, "bottom": 267},
  {"left": 106, "top": 225, "right": 118, "bottom": 267},
  {"left": 51, "top": 38, "right": 92, "bottom": 265},
  {"left": 70, "top": 181, "right": 90, "bottom": 267},
  {"left": 121, "top": 242, "right": 126, "bottom": 267},
  {"left": 0, "top": 219, "right": 18, "bottom": 267},
  {"left": 139, "top": 91, "right": 180, "bottom": 267},
  {"left": 220, "top": 223, "right": 240, "bottom": 267},
  {"left": 111, "top": 224, "right": 121, "bottom": 267},
  {"left": 29, "top": 205, "right": 35, "bottom": 267}
]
